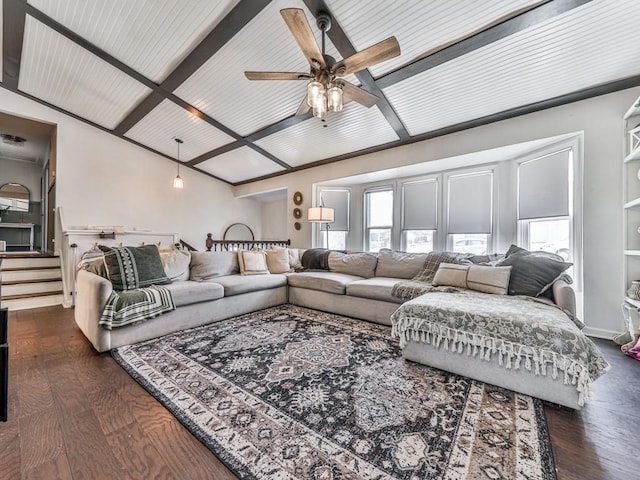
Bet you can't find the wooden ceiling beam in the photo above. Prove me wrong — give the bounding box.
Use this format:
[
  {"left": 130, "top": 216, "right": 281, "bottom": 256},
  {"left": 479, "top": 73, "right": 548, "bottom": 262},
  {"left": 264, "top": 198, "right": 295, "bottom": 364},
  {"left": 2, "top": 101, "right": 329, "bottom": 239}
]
[
  {"left": 303, "top": 0, "right": 410, "bottom": 141},
  {"left": 2, "top": 0, "right": 27, "bottom": 91}
]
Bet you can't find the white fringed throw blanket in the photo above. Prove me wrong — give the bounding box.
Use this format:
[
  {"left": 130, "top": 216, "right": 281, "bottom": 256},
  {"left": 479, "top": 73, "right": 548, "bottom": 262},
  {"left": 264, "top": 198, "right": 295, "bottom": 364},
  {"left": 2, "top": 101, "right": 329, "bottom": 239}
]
[{"left": 391, "top": 290, "right": 609, "bottom": 406}]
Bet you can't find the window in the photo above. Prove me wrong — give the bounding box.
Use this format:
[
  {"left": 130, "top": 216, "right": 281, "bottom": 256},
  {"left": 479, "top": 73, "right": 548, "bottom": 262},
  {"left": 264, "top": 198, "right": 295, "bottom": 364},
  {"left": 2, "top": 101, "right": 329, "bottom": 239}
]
[
  {"left": 401, "top": 179, "right": 437, "bottom": 252},
  {"left": 365, "top": 188, "right": 393, "bottom": 252},
  {"left": 317, "top": 189, "right": 350, "bottom": 250},
  {"left": 446, "top": 171, "right": 493, "bottom": 252},
  {"left": 518, "top": 148, "right": 572, "bottom": 261}
]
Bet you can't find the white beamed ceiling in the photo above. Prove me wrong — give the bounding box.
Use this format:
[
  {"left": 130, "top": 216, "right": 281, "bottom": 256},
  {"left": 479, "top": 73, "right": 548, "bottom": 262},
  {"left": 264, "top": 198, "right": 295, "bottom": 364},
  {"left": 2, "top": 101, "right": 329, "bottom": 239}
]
[
  {"left": 6, "top": 0, "right": 640, "bottom": 184},
  {"left": 326, "top": 0, "right": 543, "bottom": 78},
  {"left": 197, "top": 146, "right": 285, "bottom": 183},
  {"left": 27, "top": 0, "right": 240, "bottom": 83},
  {"left": 255, "top": 102, "right": 399, "bottom": 167},
  {"left": 124, "top": 99, "right": 235, "bottom": 161},
  {"left": 383, "top": 0, "right": 640, "bottom": 136},
  {"left": 19, "top": 16, "right": 151, "bottom": 129}
]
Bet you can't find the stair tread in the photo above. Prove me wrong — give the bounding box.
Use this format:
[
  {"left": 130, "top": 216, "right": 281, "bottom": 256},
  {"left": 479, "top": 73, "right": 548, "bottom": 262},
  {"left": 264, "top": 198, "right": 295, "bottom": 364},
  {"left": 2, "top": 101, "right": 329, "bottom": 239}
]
[
  {"left": 1, "top": 265, "right": 61, "bottom": 272},
  {"left": 2, "top": 290, "right": 63, "bottom": 301},
  {"left": 2, "top": 278, "right": 62, "bottom": 285}
]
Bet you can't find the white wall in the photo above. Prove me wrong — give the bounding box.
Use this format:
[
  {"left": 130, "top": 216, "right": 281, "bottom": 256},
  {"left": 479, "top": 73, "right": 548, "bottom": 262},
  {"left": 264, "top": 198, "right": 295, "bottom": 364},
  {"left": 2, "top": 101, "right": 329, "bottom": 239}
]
[
  {"left": 0, "top": 159, "right": 42, "bottom": 199},
  {"left": 234, "top": 87, "right": 640, "bottom": 337},
  {"left": 260, "top": 198, "right": 287, "bottom": 240},
  {"left": 0, "top": 88, "right": 262, "bottom": 251}
]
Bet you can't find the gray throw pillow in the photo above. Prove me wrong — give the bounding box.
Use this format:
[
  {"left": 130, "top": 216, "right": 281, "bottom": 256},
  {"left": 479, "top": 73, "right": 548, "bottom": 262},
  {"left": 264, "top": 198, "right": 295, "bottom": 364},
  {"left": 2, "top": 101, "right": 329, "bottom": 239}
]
[
  {"left": 496, "top": 248, "right": 572, "bottom": 297},
  {"left": 99, "top": 245, "right": 171, "bottom": 291}
]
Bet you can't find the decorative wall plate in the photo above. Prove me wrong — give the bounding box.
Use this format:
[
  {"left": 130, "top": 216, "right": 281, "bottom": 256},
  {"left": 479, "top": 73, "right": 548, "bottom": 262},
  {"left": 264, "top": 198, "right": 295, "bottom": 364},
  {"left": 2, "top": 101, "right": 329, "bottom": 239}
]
[
  {"left": 294, "top": 222, "right": 301, "bottom": 230},
  {"left": 293, "top": 191, "right": 303, "bottom": 205},
  {"left": 293, "top": 208, "right": 302, "bottom": 219}
]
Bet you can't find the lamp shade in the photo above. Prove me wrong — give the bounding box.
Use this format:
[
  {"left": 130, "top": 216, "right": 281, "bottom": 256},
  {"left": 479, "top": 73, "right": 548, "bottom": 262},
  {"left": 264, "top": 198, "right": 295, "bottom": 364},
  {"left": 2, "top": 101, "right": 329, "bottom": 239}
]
[{"left": 308, "top": 206, "right": 334, "bottom": 223}]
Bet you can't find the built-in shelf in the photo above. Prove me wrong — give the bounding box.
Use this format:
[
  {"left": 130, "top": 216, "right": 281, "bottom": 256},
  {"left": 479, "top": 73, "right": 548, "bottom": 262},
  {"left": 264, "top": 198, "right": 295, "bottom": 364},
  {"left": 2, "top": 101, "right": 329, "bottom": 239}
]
[
  {"left": 624, "top": 197, "right": 640, "bottom": 209},
  {"left": 624, "top": 250, "right": 640, "bottom": 256}
]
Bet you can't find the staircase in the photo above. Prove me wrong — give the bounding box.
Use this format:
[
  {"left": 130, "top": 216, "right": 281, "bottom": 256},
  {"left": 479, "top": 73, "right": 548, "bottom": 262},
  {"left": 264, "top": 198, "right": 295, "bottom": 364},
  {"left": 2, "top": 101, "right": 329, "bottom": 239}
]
[{"left": 0, "top": 254, "right": 64, "bottom": 310}]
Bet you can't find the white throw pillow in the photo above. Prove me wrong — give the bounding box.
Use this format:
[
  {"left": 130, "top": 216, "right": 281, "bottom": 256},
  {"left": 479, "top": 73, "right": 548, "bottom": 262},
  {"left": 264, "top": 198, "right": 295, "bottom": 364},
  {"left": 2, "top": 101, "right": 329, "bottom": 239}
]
[
  {"left": 265, "top": 248, "right": 291, "bottom": 274},
  {"left": 238, "top": 250, "right": 270, "bottom": 275},
  {"left": 160, "top": 249, "right": 191, "bottom": 282},
  {"left": 432, "top": 263, "right": 512, "bottom": 295}
]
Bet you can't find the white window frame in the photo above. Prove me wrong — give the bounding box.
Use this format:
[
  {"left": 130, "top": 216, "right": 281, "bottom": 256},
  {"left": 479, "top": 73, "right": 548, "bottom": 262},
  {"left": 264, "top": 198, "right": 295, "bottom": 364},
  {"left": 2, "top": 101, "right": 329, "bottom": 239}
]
[
  {"left": 364, "top": 185, "right": 394, "bottom": 252},
  {"left": 313, "top": 187, "right": 351, "bottom": 249},
  {"left": 400, "top": 175, "right": 439, "bottom": 252}
]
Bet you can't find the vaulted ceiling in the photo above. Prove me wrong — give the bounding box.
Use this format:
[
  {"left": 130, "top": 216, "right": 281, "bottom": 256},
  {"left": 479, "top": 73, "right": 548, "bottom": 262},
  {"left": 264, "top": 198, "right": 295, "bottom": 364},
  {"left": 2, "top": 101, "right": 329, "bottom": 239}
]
[{"left": 2, "top": 0, "right": 639, "bottom": 185}]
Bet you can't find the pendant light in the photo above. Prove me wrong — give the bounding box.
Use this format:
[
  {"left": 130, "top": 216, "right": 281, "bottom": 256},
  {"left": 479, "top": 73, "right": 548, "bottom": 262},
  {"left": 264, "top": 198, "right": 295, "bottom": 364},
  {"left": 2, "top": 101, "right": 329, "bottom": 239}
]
[{"left": 173, "top": 138, "right": 184, "bottom": 189}]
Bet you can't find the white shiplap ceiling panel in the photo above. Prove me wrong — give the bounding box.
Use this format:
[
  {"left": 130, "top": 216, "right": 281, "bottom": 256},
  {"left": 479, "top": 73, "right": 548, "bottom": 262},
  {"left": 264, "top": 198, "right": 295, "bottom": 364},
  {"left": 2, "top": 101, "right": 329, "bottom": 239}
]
[
  {"left": 326, "top": 0, "right": 543, "bottom": 78},
  {"left": 255, "top": 102, "right": 399, "bottom": 167},
  {"left": 27, "top": 0, "right": 240, "bottom": 83},
  {"left": 197, "top": 146, "right": 285, "bottom": 183},
  {"left": 19, "top": 16, "right": 151, "bottom": 130},
  {"left": 174, "top": 0, "right": 358, "bottom": 137},
  {"left": 384, "top": 0, "right": 640, "bottom": 136},
  {"left": 125, "top": 99, "right": 235, "bottom": 161}
]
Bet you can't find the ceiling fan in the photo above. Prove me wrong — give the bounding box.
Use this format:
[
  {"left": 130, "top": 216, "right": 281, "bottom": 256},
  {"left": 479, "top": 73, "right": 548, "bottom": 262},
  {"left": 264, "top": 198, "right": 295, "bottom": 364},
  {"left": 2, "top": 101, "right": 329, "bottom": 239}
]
[{"left": 244, "top": 8, "right": 400, "bottom": 121}]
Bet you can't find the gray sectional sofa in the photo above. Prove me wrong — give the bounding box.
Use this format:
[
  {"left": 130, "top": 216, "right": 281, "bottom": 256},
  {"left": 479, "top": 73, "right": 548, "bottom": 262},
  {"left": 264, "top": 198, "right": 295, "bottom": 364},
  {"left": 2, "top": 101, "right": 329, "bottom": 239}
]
[{"left": 75, "top": 246, "right": 606, "bottom": 409}]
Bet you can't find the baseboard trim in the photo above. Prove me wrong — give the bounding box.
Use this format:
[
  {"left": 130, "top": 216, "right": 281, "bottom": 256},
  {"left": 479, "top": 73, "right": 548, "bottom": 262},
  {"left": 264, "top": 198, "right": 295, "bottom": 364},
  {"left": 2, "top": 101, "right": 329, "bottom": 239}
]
[{"left": 583, "top": 326, "right": 618, "bottom": 340}]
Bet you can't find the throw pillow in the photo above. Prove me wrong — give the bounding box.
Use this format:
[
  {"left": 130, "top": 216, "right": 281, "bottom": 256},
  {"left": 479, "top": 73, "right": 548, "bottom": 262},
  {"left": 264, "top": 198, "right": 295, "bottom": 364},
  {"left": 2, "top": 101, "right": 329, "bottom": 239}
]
[
  {"left": 328, "top": 251, "right": 378, "bottom": 278},
  {"left": 190, "top": 251, "right": 239, "bottom": 281},
  {"left": 265, "top": 248, "right": 291, "bottom": 274},
  {"left": 160, "top": 249, "right": 191, "bottom": 281},
  {"left": 432, "top": 263, "right": 512, "bottom": 295},
  {"left": 496, "top": 249, "right": 572, "bottom": 297},
  {"left": 413, "top": 252, "right": 468, "bottom": 284},
  {"left": 466, "top": 264, "right": 512, "bottom": 295},
  {"left": 238, "top": 250, "right": 270, "bottom": 275},
  {"left": 288, "top": 248, "right": 305, "bottom": 270},
  {"left": 432, "top": 263, "right": 468, "bottom": 288},
  {"left": 374, "top": 249, "right": 428, "bottom": 279},
  {"left": 99, "top": 244, "right": 171, "bottom": 291}
]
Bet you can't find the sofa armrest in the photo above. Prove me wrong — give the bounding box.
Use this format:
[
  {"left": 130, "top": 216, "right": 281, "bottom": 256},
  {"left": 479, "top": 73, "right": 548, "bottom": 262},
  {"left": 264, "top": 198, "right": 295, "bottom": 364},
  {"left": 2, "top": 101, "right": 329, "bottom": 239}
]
[
  {"left": 75, "top": 269, "right": 113, "bottom": 352},
  {"left": 552, "top": 278, "right": 576, "bottom": 318}
]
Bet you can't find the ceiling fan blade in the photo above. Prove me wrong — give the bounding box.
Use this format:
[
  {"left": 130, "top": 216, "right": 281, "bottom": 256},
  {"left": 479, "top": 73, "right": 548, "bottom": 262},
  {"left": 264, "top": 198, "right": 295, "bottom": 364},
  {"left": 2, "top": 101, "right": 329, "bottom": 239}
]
[
  {"left": 295, "top": 96, "right": 311, "bottom": 116},
  {"left": 280, "top": 9, "right": 326, "bottom": 69},
  {"left": 245, "top": 71, "right": 311, "bottom": 81},
  {"left": 341, "top": 81, "right": 379, "bottom": 108},
  {"left": 333, "top": 37, "right": 400, "bottom": 76}
]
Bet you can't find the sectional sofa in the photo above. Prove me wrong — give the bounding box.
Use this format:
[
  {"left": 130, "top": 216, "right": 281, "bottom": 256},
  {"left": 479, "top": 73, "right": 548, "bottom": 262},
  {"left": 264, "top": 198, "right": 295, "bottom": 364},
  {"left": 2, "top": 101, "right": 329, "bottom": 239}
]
[{"left": 74, "top": 246, "right": 607, "bottom": 409}]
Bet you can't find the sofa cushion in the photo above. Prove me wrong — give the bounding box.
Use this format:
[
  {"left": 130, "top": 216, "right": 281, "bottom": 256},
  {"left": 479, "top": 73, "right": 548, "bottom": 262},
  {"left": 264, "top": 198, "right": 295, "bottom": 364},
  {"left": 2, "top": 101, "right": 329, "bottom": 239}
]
[
  {"left": 190, "top": 251, "right": 239, "bottom": 280},
  {"left": 328, "top": 251, "right": 378, "bottom": 278},
  {"left": 346, "top": 277, "right": 404, "bottom": 304},
  {"left": 163, "top": 280, "right": 224, "bottom": 307},
  {"left": 99, "top": 244, "right": 171, "bottom": 291},
  {"left": 375, "top": 249, "right": 427, "bottom": 279},
  {"left": 287, "top": 271, "right": 363, "bottom": 295},
  {"left": 211, "top": 274, "right": 287, "bottom": 296},
  {"left": 160, "top": 249, "right": 191, "bottom": 282}
]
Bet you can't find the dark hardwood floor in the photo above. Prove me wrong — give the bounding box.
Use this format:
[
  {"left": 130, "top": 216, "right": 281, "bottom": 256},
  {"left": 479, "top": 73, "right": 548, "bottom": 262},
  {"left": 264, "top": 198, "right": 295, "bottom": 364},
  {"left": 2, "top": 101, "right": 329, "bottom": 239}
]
[{"left": 0, "top": 305, "right": 637, "bottom": 479}]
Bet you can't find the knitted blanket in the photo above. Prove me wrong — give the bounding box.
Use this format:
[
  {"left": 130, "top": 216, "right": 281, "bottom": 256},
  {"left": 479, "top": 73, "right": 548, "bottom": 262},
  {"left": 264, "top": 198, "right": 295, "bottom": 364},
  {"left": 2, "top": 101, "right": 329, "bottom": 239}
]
[{"left": 100, "top": 285, "right": 175, "bottom": 330}]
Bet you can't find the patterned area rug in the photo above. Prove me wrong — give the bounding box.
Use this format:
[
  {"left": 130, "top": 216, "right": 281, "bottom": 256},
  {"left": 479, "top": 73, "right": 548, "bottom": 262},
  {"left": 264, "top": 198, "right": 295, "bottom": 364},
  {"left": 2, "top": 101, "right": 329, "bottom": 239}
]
[{"left": 112, "top": 305, "right": 556, "bottom": 480}]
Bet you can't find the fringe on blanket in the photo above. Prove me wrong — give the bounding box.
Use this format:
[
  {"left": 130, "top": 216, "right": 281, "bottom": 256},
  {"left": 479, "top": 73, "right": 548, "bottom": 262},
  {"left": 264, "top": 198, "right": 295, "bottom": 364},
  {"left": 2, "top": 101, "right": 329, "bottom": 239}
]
[
  {"left": 391, "top": 316, "right": 596, "bottom": 406},
  {"left": 100, "top": 285, "right": 175, "bottom": 330}
]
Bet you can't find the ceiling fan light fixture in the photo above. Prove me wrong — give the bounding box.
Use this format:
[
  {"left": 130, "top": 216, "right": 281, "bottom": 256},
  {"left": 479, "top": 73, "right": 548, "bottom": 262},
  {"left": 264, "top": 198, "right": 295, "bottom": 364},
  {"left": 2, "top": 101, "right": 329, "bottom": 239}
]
[
  {"left": 312, "top": 92, "right": 327, "bottom": 120},
  {"left": 327, "top": 84, "right": 343, "bottom": 112},
  {"left": 307, "top": 81, "right": 324, "bottom": 107}
]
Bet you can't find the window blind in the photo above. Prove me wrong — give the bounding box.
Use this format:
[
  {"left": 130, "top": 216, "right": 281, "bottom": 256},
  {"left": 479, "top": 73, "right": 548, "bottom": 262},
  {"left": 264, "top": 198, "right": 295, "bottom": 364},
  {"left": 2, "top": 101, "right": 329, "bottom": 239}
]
[
  {"left": 402, "top": 180, "right": 437, "bottom": 230},
  {"left": 518, "top": 149, "right": 570, "bottom": 220},
  {"left": 447, "top": 171, "right": 493, "bottom": 234},
  {"left": 319, "top": 189, "right": 349, "bottom": 231}
]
